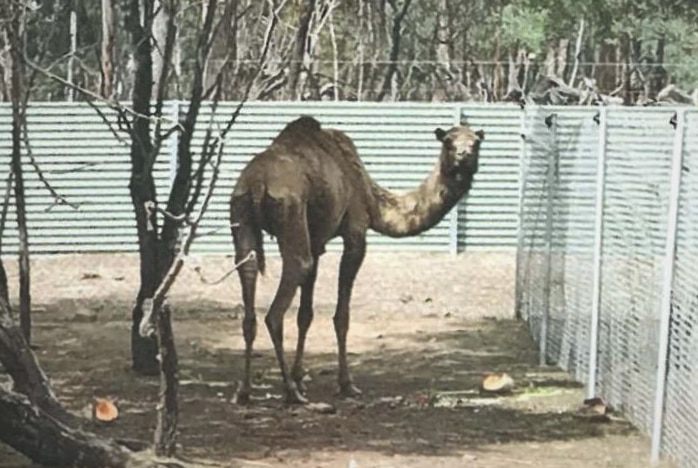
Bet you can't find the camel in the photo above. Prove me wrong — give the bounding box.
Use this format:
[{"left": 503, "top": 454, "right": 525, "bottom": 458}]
[{"left": 229, "top": 115, "right": 484, "bottom": 404}]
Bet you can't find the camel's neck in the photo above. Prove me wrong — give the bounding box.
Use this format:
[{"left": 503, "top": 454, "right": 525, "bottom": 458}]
[{"left": 369, "top": 164, "right": 473, "bottom": 238}]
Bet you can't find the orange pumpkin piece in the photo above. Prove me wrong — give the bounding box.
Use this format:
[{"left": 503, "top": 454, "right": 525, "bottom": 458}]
[{"left": 94, "top": 398, "right": 119, "bottom": 422}]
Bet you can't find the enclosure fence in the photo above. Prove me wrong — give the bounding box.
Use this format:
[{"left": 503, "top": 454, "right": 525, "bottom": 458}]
[
  {"left": 1, "top": 101, "right": 697, "bottom": 464},
  {"left": 0, "top": 101, "right": 521, "bottom": 254},
  {"left": 516, "top": 105, "right": 698, "bottom": 467}
]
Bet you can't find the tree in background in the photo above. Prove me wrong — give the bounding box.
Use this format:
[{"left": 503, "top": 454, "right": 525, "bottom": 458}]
[{"left": 12, "top": 0, "right": 697, "bottom": 104}]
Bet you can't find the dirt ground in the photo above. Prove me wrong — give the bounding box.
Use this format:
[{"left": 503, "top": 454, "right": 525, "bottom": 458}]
[{"left": 0, "top": 251, "right": 675, "bottom": 468}]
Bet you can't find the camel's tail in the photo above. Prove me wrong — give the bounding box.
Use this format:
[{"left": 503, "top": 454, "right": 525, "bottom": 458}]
[{"left": 231, "top": 190, "right": 266, "bottom": 276}]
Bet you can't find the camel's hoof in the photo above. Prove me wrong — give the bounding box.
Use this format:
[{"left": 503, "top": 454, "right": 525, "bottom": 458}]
[
  {"left": 294, "top": 379, "right": 309, "bottom": 395},
  {"left": 234, "top": 390, "right": 252, "bottom": 405},
  {"left": 338, "top": 383, "right": 363, "bottom": 399},
  {"left": 285, "top": 387, "right": 309, "bottom": 405},
  {"left": 131, "top": 364, "right": 159, "bottom": 377}
]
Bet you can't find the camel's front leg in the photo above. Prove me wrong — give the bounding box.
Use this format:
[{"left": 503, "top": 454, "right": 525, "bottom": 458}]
[
  {"left": 333, "top": 235, "right": 366, "bottom": 397},
  {"left": 291, "top": 256, "right": 319, "bottom": 395}
]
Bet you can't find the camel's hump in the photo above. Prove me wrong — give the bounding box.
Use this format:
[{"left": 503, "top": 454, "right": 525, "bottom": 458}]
[{"left": 279, "top": 115, "right": 322, "bottom": 136}]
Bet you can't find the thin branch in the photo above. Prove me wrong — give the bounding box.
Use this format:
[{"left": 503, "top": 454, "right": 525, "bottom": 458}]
[
  {"left": 0, "top": 169, "right": 14, "bottom": 251},
  {"left": 151, "top": 0, "right": 178, "bottom": 159},
  {"left": 144, "top": 201, "right": 194, "bottom": 226},
  {"left": 568, "top": 18, "right": 585, "bottom": 87},
  {"left": 47, "top": 162, "right": 100, "bottom": 174},
  {"left": 84, "top": 98, "right": 131, "bottom": 146},
  {"left": 24, "top": 58, "right": 170, "bottom": 125},
  {"left": 192, "top": 222, "right": 240, "bottom": 239},
  {"left": 20, "top": 123, "right": 79, "bottom": 210},
  {"left": 193, "top": 250, "right": 254, "bottom": 286}
]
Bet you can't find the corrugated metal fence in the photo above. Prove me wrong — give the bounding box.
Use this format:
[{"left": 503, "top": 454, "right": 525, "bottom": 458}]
[
  {"left": 516, "top": 106, "right": 698, "bottom": 467},
  {"left": 0, "top": 101, "right": 520, "bottom": 254}
]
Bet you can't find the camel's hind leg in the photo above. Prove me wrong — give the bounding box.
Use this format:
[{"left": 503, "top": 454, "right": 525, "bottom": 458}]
[
  {"left": 231, "top": 198, "right": 261, "bottom": 404},
  {"left": 291, "top": 255, "right": 319, "bottom": 394},
  {"left": 334, "top": 233, "right": 366, "bottom": 397},
  {"left": 266, "top": 200, "right": 314, "bottom": 404}
]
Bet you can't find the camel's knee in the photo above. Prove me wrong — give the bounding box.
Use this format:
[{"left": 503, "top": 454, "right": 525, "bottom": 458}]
[
  {"left": 296, "top": 257, "right": 314, "bottom": 282},
  {"left": 264, "top": 313, "right": 282, "bottom": 340},
  {"left": 297, "top": 306, "right": 313, "bottom": 330},
  {"left": 333, "top": 310, "right": 349, "bottom": 334},
  {"left": 282, "top": 256, "right": 314, "bottom": 285}
]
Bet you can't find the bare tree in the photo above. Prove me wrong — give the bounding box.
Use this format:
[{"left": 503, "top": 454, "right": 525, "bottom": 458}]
[
  {"left": 1, "top": 0, "right": 31, "bottom": 343},
  {"left": 124, "top": 0, "right": 277, "bottom": 455}
]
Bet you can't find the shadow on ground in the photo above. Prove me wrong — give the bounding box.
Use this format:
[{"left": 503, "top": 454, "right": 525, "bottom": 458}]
[{"left": 1, "top": 298, "right": 638, "bottom": 466}]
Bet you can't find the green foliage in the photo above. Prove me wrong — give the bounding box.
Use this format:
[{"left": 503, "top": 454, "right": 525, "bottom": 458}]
[{"left": 501, "top": 3, "right": 549, "bottom": 52}]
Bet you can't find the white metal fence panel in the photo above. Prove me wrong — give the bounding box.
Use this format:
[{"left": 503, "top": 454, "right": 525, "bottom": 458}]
[
  {"left": 458, "top": 105, "right": 520, "bottom": 250},
  {"left": 517, "top": 106, "right": 698, "bottom": 467},
  {"left": 0, "top": 101, "right": 520, "bottom": 254},
  {"left": 596, "top": 108, "right": 675, "bottom": 434},
  {"left": 516, "top": 106, "right": 552, "bottom": 364},
  {"left": 662, "top": 110, "right": 698, "bottom": 467}
]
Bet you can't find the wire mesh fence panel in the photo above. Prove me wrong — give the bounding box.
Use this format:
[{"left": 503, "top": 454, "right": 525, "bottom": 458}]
[
  {"left": 516, "top": 106, "right": 600, "bottom": 380},
  {"left": 544, "top": 109, "right": 599, "bottom": 382},
  {"left": 662, "top": 110, "right": 698, "bottom": 467},
  {"left": 516, "top": 106, "right": 554, "bottom": 351},
  {"left": 595, "top": 108, "right": 675, "bottom": 434}
]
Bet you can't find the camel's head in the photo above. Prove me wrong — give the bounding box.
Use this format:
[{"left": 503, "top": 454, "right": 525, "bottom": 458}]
[{"left": 434, "top": 125, "right": 484, "bottom": 179}]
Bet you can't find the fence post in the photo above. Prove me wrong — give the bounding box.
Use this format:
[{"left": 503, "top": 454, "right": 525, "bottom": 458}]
[
  {"left": 650, "top": 109, "right": 686, "bottom": 463},
  {"left": 514, "top": 109, "right": 528, "bottom": 319},
  {"left": 168, "top": 100, "right": 180, "bottom": 191},
  {"left": 587, "top": 107, "right": 608, "bottom": 399},
  {"left": 539, "top": 113, "right": 557, "bottom": 366},
  {"left": 448, "top": 197, "right": 458, "bottom": 254},
  {"left": 449, "top": 105, "right": 465, "bottom": 254}
]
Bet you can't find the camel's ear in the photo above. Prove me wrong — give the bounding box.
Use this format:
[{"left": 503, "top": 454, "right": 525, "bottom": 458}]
[
  {"left": 434, "top": 128, "right": 448, "bottom": 142},
  {"left": 475, "top": 130, "right": 485, "bottom": 141}
]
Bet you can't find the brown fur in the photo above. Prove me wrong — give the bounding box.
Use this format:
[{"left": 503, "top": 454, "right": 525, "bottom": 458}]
[{"left": 230, "top": 115, "right": 484, "bottom": 403}]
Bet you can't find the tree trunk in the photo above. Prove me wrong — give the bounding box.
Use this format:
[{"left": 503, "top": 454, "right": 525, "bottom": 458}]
[
  {"left": 0, "top": 297, "right": 154, "bottom": 467},
  {"left": 432, "top": 0, "right": 452, "bottom": 102},
  {"left": 0, "top": 297, "right": 73, "bottom": 423},
  {"left": 221, "top": 0, "right": 239, "bottom": 99},
  {"left": 153, "top": 304, "right": 178, "bottom": 455},
  {"left": 287, "top": 0, "right": 316, "bottom": 100},
  {"left": 0, "top": 388, "right": 140, "bottom": 468},
  {"left": 4, "top": 1, "right": 31, "bottom": 344},
  {"left": 620, "top": 33, "right": 632, "bottom": 105},
  {"left": 647, "top": 36, "right": 667, "bottom": 99},
  {"left": 594, "top": 40, "right": 617, "bottom": 94},
  {"left": 101, "top": 0, "right": 115, "bottom": 99},
  {"left": 127, "top": 0, "right": 160, "bottom": 376},
  {"left": 151, "top": 0, "right": 170, "bottom": 100},
  {"left": 377, "top": 0, "right": 412, "bottom": 101}
]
